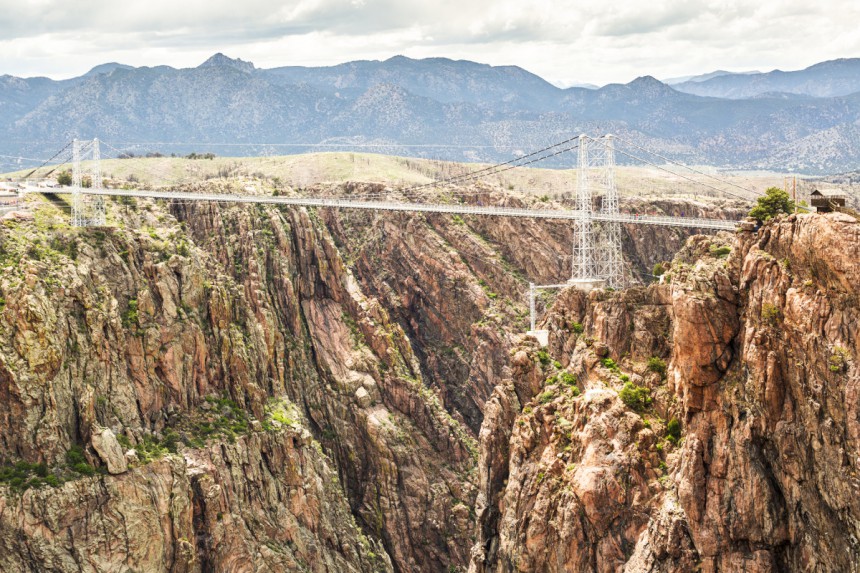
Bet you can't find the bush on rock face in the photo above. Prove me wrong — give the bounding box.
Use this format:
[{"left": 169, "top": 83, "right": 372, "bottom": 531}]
[{"left": 619, "top": 382, "right": 651, "bottom": 412}]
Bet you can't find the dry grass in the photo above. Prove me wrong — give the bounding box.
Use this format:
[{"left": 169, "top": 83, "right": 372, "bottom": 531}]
[{"left": 3, "top": 151, "right": 790, "bottom": 203}]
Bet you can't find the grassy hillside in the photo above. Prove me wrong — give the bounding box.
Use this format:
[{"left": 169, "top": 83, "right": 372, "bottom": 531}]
[{"left": 3, "top": 151, "right": 791, "bottom": 203}]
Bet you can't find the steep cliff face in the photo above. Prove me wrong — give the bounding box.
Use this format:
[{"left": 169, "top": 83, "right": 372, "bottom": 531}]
[
  {"left": 0, "top": 428, "right": 386, "bottom": 572},
  {"left": 470, "top": 212, "right": 859, "bottom": 573},
  {"left": 0, "top": 187, "right": 481, "bottom": 572},
  {"left": 1, "top": 179, "right": 852, "bottom": 573},
  {"left": 172, "top": 197, "right": 479, "bottom": 571}
]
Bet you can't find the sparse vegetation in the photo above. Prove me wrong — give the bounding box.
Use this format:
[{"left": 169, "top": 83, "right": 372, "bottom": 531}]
[
  {"left": 122, "top": 299, "right": 139, "bottom": 328},
  {"left": 537, "top": 350, "right": 551, "bottom": 366},
  {"left": 559, "top": 371, "right": 577, "bottom": 387},
  {"left": 619, "top": 382, "right": 652, "bottom": 412},
  {"left": 647, "top": 356, "right": 667, "bottom": 377},
  {"left": 666, "top": 417, "right": 682, "bottom": 444},
  {"left": 761, "top": 303, "right": 781, "bottom": 326},
  {"left": 601, "top": 357, "right": 620, "bottom": 373},
  {"left": 65, "top": 445, "right": 97, "bottom": 476},
  {"left": 829, "top": 347, "right": 849, "bottom": 373}
]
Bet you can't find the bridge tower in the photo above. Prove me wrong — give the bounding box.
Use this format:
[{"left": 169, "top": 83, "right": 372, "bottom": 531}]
[
  {"left": 570, "top": 134, "right": 600, "bottom": 288},
  {"left": 596, "top": 135, "right": 624, "bottom": 288},
  {"left": 71, "top": 138, "right": 105, "bottom": 227},
  {"left": 570, "top": 134, "right": 624, "bottom": 289}
]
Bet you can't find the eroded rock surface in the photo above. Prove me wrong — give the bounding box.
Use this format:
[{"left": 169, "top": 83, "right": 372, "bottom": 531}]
[
  {"left": 470, "top": 213, "right": 860, "bottom": 573},
  {"left": 0, "top": 179, "right": 853, "bottom": 573}
]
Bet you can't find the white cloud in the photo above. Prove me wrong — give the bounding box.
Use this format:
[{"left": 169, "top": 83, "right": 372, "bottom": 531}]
[{"left": 0, "top": 0, "right": 858, "bottom": 85}]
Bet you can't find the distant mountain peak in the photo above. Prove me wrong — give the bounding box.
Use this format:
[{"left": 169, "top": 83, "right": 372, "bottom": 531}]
[
  {"left": 84, "top": 62, "right": 134, "bottom": 77},
  {"left": 198, "top": 53, "right": 255, "bottom": 73},
  {"left": 627, "top": 75, "right": 676, "bottom": 93}
]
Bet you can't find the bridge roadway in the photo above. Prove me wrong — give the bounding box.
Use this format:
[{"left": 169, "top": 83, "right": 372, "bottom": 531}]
[{"left": 26, "top": 185, "right": 738, "bottom": 230}]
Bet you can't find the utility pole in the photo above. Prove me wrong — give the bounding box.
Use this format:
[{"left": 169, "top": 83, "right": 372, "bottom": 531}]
[{"left": 793, "top": 176, "right": 797, "bottom": 214}]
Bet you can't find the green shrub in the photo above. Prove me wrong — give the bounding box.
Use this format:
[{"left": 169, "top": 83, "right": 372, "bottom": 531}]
[
  {"left": 647, "top": 357, "right": 667, "bottom": 377},
  {"left": 537, "top": 350, "right": 551, "bottom": 366},
  {"left": 619, "top": 382, "right": 652, "bottom": 412},
  {"left": 57, "top": 171, "right": 72, "bottom": 186},
  {"left": 0, "top": 460, "right": 58, "bottom": 491},
  {"left": 65, "top": 445, "right": 86, "bottom": 466},
  {"left": 65, "top": 445, "right": 97, "bottom": 476},
  {"left": 666, "top": 417, "right": 681, "bottom": 443},
  {"left": 652, "top": 262, "right": 665, "bottom": 276},
  {"left": 122, "top": 299, "right": 139, "bottom": 328},
  {"left": 710, "top": 245, "right": 732, "bottom": 258},
  {"left": 559, "top": 372, "right": 577, "bottom": 386},
  {"left": 73, "top": 462, "right": 96, "bottom": 476},
  {"left": 571, "top": 322, "right": 584, "bottom": 334},
  {"left": 601, "top": 358, "right": 619, "bottom": 372},
  {"left": 538, "top": 391, "right": 555, "bottom": 404}
]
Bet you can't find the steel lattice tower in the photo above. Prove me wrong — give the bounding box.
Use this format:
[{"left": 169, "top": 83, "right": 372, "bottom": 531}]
[
  {"left": 570, "top": 134, "right": 624, "bottom": 288},
  {"left": 571, "top": 134, "right": 599, "bottom": 284},
  {"left": 597, "top": 135, "right": 624, "bottom": 288},
  {"left": 71, "top": 138, "right": 105, "bottom": 227}
]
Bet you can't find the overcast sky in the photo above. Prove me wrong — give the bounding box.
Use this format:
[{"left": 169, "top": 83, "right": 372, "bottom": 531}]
[{"left": 1, "top": 0, "right": 859, "bottom": 86}]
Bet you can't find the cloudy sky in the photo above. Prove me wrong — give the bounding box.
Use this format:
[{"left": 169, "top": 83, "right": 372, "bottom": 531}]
[{"left": 1, "top": 0, "right": 859, "bottom": 86}]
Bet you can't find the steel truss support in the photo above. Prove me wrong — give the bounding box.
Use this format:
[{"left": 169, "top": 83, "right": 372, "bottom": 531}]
[
  {"left": 596, "top": 135, "right": 624, "bottom": 288},
  {"left": 71, "top": 138, "right": 105, "bottom": 227},
  {"left": 570, "top": 134, "right": 624, "bottom": 289},
  {"left": 571, "top": 134, "right": 599, "bottom": 282}
]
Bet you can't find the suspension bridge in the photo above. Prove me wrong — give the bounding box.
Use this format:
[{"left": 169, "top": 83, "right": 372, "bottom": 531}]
[{"left": 7, "top": 134, "right": 751, "bottom": 318}]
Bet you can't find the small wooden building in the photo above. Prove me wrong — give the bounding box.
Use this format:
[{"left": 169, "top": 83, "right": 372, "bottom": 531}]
[{"left": 810, "top": 189, "right": 847, "bottom": 212}]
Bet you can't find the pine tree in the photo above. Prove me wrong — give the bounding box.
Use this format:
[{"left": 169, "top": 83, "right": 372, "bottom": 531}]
[{"left": 749, "top": 187, "right": 794, "bottom": 221}]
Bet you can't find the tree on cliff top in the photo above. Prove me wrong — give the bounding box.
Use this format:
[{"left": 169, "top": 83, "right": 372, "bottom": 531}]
[{"left": 749, "top": 187, "right": 795, "bottom": 221}]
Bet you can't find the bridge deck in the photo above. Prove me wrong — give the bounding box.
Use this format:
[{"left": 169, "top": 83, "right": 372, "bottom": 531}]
[{"left": 25, "top": 186, "right": 739, "bottom": 230}]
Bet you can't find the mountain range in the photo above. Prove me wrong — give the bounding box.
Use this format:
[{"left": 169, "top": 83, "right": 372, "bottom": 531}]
[{"left": 3, "top": 54, "right": 860, "bottom": 174}]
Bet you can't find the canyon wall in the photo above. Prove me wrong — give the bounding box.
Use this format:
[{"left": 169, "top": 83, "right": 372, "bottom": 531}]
[
  {"left": 470, "top": 212, "right": 860, "bottom": 572},
  {"left": 0, "top": 181, "right": 854, "bottom": 573}
]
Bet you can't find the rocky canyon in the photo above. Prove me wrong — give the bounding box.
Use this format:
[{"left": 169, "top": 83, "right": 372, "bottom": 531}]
[{"left": 0, "top": 179, "right": 856, "bottom": 573}]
